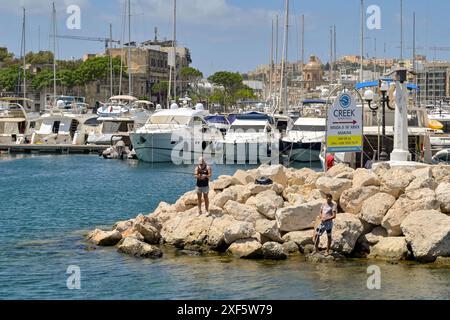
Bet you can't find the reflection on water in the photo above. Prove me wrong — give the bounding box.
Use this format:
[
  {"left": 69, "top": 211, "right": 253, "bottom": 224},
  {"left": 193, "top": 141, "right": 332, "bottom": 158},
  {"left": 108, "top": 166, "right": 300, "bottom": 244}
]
[{"left": 0, "top": 155, "right": 448, "bottom": 300}]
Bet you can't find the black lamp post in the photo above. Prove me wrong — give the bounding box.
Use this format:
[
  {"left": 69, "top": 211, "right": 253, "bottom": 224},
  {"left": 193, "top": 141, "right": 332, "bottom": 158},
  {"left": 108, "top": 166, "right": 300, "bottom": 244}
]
[{"left": 367, "top": 81, "right": 395, "bottom": 161}]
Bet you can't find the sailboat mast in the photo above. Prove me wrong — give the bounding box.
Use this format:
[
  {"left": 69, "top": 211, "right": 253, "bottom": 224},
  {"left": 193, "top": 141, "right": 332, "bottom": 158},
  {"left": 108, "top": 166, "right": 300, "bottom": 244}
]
[
  {"left": 22, "top": 7, "right": 26, "bottom": 100},
  {"left": 173, "top": 0, "right": 177, "bottom": 100},
  {"left": 400, "top": 0, "right": 403, "bottom": 61},
  {"left": 109, "top": 23, "right": 113, "bottom": 98},
  {"left": 301, "top": 14, "right": 304, "bottom": 68},
  {"left": 269, "top": 19, "right": 274, "bottom": 102},
  {"left": 128, "top": 0, "right": 132, "bottom": 96},
  {"left": 278, "top": 0, "right": 289, "bottom": 114},
  {"left": 329, "top": 26, "right": 333, "bottom": 85},
  {"left": 360, "top": 0, "right": 364, "bottom": 82},
  {"left": 52, "top": 2, "right": 57, "bottom": 104}
]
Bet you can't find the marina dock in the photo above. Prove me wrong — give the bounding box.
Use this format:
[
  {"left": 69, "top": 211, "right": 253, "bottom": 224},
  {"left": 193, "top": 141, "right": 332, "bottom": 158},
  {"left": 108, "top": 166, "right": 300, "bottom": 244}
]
[{"left": 0, "top": 144, "right": 107, "bottom": 155}]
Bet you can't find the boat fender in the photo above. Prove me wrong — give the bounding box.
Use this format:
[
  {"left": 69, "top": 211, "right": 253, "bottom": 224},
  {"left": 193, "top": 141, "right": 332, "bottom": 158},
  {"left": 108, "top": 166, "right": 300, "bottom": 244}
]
[{"left": 255, "top": 177, "right": 273, "bottom": 185}]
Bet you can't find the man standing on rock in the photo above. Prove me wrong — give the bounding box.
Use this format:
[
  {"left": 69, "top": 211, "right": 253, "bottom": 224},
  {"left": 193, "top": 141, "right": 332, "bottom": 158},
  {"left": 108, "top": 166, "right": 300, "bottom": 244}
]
[
  {"left": 195, "top": 157, "right": 212, "bottom": 215},
  {"left": 313, "top": 194, "right": 337, "bottom": 255}
]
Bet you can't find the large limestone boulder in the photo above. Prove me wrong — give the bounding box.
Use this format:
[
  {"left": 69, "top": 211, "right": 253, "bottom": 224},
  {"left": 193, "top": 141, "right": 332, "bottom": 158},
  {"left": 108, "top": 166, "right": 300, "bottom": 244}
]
[
  {"left": 401, "top": 210, "right": 450, "bottom": 262},
  {"left": 318, "top": 213, "right": 364, "bottom": 254},
  {"left": 282, "top": 186, "right": 306, "bottom": 205},
  {"left": 248, "top": 190, "right": 284, "bottom": 220},
  {"left": 368, "top": 237, "right": 409, "bottom": 260},
  {"left": 435, "top": 182, "right": 450, "bottom": 213},
  {"left": 126, "top": 214, "right": 162, "bottom": 244},
  {"left": 117, "top": 237, "right": 162, "bottom": 258},
  {"left": 276, "top": 200, "right": 323, "bottom": 232},
  {"left": 382, "top": 188, "right": 440, "bottom": 236},
  {"left": 224, "top": 201, "right": 265, "bottom": 224},
  {"left": 352, "top": 168, "right": 380, "bottom": 188},
  {"left": 233, "top": 169, "right": 254, "bottom": 185},
  {"left": 359, "top": 193, "right": 396, "bottom": 225},
  {"left": 113, "top": 219, "right": 134, "bottom": 233},
  {"left": 364, "top": 226, "right": 388, "bottom": 245},
  {"left": 212, "top": 188, "right": 237, "bottom": 208},
  {"left": 133, "top": 222, "right": 161, "bottom": 244},
  {"left": 151, "top": 202, "right": 178, "bottom": 224},
  {"left": 255, "top": 219, "right": 282, "bottom": 243},
  {"left": 282, "top": 241, "right": 300, "bottom": 254},
  {"left": 281, "top": 230, "right": 314, "bottom": 247},
  {"left": 247, "top": 182, "right": 284, "bottom": 195},
  {"left": 88, "top": 229, "right": 122, "bottom": 246},
  {"left": 315, "top": 176, "right": 352, "bottom": 201},
  {"left": 261, "top": 242, "right": 287, "bottom": 260},
  {"left": 405, "top": 167, "right": 437, "bottom": 192},
  {"left": 339, "top": 186, "right": 379, "bottom": 214},
  {"left": 306, "top": 251, "right": 346, "bottom": 263},
  {"left": 380, "top": 168, "right": 415, "bottom": 198},
  {"left": 206, "top": 214, "right": 239, "bottom": 250},
  {"left": 228, "top": 184, "right": 252, "bottom": 203},
  {"left": 227, "top": 238, "right": 263, "bottom": 259},
  {"left": 326, "top": 163, "right": 354, "bottom": 178},
  {"left": 257, "top": 164, "right": 288, "bottom": 186},
  {"left": 212, "top": 175, "right": 239, "bottom": 190},
  {"left": 431, "top": 165, "right": 450, "bottom": 184},
  {"left": 373, "top": 162, "right": 391, "bottom": 179},
  {"left": 223, "top": 222, "right": 255, "bottom": 245},
  {"left": 160, "top": 212, "right": 214, "bottom": 248},
  {"left": 287, "top": 167, "right": 317, "bottom": 186}
]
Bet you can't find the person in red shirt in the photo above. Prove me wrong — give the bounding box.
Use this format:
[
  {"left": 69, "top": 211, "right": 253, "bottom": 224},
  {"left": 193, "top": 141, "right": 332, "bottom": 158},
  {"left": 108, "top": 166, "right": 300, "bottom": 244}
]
[{"left": 326, "top": 153, "right": 335, "bottom": 171}]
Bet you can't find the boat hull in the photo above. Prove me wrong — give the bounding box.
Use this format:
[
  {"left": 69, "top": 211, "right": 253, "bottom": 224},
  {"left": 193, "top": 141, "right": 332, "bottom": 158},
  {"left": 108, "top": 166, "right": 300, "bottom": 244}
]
[
  {"left": 130, "top": 131, "right": 216, "bottom": 163},
  {"left": 282, "top": 141, "right": 322, "bottom": 162}
]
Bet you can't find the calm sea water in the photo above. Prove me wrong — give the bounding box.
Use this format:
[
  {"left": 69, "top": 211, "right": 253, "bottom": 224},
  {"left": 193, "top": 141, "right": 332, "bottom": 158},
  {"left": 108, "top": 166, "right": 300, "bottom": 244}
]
[{"left": 0, "top": 155, "right": 448, "bottom": 300}]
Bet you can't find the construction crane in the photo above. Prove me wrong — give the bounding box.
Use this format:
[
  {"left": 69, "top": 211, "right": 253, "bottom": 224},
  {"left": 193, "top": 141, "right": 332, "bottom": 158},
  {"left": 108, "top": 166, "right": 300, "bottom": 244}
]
[{"left": 51, "top": 34, "right": 121, "bottom": 50}]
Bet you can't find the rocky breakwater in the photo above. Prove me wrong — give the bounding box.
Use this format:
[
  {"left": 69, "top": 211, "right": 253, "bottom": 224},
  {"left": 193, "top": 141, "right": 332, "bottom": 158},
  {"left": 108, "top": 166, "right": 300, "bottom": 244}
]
[{"left": 87, "top": 163, "right": 450, "bottom": 263}]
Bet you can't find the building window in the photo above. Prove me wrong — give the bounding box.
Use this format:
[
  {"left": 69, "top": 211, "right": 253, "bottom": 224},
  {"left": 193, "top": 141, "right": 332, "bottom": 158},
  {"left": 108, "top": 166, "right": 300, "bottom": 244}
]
[
  {"left": 96, "top": 84, "right": 100, "bottom": 94},
  {"left": 151, "top": 59, "right": 156, "bottom": 67}
]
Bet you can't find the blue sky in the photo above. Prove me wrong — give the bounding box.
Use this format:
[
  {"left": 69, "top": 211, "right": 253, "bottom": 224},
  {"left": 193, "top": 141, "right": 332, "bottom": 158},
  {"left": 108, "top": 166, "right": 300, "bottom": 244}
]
[{"left": 0, "top": 0, "right": 449, "bottom": 76}]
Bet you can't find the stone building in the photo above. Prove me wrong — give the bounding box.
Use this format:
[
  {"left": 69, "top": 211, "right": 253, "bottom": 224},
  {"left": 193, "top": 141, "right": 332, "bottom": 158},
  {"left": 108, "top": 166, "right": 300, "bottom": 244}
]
[{"left": 300, "top": 55, "right": 325, "bottom": 91}]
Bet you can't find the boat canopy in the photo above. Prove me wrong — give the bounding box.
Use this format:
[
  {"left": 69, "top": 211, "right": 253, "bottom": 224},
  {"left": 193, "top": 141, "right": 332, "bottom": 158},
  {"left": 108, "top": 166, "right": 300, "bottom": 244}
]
[
  {"left": 301, "top": 99, "right": 327, "bottom": 105},
  {"left": 229, "top": 112, "right": 274, "bottom": 124},
  {"left": 149, "top": 107, "right": 206, "bottom": 125},
  {"left": 204, "top": 115, "right": 229, "bottom": 124},
  {"left": 109, "top": 95, "right": 138, "bottom": 102},
  {"left": 355, "top": 79, "right": 418, "bottom": 91}
]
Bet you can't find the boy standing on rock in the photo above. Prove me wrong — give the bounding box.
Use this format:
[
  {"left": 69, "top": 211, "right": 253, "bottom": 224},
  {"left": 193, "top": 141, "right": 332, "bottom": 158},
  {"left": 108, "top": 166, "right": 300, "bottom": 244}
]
[
  {"left": 194, "top": 157, "right": 212, "bottom": 215},
  {"left": 313, "top": 194, "right": 337, "bottom": 255}
]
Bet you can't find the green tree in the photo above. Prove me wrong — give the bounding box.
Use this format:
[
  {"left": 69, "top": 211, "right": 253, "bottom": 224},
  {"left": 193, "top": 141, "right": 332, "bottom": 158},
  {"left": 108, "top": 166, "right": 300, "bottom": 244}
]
[
  {"left": 31, "top": 69, "right": 54, "bottom": 90},
  {"left": 208, "top": 71, "right": 243, "bottom": 96},
  {"left": 152, "top": 81, "right": 169, "bottom": 103},
  {"left": 0, "top": 64, "right": 21, "bottom": 92},
  {"left": 25, "top": 51, "right": 54, "bottom": 65},
  {"left": 234, "top": 86, "right": 256, "bottom": 101},
  {"left": 180, "top": 66, "right": 203, "bottom": 83}
]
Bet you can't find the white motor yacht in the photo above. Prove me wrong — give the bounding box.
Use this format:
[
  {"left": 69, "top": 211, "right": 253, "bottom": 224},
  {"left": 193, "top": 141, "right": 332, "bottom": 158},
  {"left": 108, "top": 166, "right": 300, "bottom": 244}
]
[
  {"left": 282, "top": 117, "right": 326, "bottom": 162},
  {"left": 31, "top": 107, "right": 98, "bottom": 145},
  {"left": 130, "top": 104, "right": 222, "bottom": 163},
  {"left": 0, "top": 100, "right": 39, "bottom": 144},
  {"left": 87, "top": 95, "right": 151, "bottom": 146},
  {"left": 218, "top": 112, "right": 279, "bottom": 164}
]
